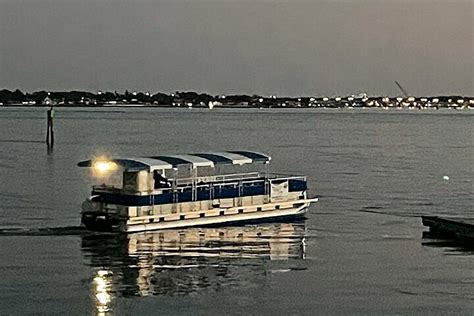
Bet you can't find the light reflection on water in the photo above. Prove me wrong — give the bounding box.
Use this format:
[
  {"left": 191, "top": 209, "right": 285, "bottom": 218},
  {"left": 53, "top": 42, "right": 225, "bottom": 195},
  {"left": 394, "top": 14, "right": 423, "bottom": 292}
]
[
  {"left": 93, "top": 270, "right": 113, "bottom": 314},
  {"left": 82, "top": 221, "right": 307, "bottom": 313}
]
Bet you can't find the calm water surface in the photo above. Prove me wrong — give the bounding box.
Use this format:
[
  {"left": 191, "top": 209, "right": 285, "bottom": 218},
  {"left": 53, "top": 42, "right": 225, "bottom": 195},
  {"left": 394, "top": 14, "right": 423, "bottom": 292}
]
[{"left": 0, "top": 107, "right": 472, "bottom": 314}]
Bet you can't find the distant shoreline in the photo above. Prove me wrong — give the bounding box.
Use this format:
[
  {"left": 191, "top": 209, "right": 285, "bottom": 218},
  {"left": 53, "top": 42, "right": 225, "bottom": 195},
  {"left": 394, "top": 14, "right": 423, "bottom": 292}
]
[
  {"left": 1, "top": 89, "right": 473, "bottom": 110},
  {"left": 1, "top": 103, "right": 473, "bottom": 110}
]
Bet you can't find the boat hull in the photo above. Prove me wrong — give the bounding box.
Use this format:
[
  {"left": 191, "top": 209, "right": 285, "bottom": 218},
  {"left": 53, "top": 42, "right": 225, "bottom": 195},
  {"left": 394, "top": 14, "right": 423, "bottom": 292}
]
[
  {"left": 81, "top": 199, "right": 317, "bottom": 233},
  {"left": 81, "top": 212, "right": 122, "bottom": 232}
]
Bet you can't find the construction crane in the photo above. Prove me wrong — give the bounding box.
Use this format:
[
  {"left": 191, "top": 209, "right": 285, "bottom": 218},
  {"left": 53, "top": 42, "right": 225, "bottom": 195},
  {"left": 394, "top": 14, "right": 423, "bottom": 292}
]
[{"left": 394, "top": 81, "right": 408, "bottom": 98}]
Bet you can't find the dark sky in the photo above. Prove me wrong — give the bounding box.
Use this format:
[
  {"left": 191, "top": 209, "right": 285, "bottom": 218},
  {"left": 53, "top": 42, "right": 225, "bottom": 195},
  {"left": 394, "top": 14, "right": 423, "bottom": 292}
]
[{"left": 1, "top": 0, "right": 472, "bottom": 96}]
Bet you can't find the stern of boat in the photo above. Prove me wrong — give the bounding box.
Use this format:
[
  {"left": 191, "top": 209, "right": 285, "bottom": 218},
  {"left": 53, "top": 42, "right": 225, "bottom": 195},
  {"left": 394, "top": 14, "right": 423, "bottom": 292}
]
[{"left": 81, "top": 196, "right": 126, "bottom": 232}]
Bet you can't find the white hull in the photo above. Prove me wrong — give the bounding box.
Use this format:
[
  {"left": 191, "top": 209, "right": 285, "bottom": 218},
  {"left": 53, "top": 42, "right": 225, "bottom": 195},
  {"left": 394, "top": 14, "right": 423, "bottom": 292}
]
[{"left": 124, "top": 200, "right": 315, "bottom": 232}]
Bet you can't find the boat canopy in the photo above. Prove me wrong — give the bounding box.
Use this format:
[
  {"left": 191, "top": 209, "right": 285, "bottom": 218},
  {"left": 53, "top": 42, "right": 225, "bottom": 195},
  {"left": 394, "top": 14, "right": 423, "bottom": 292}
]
[{"left": 77, "top": 151, "right": 271, "bottom": 171}]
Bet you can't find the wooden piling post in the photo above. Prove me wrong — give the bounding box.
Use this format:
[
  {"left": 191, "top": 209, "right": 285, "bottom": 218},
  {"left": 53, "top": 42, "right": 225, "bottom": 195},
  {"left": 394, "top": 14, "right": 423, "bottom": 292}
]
[{"left": 46, "top": 107, "right": 55, "bottom": 148}]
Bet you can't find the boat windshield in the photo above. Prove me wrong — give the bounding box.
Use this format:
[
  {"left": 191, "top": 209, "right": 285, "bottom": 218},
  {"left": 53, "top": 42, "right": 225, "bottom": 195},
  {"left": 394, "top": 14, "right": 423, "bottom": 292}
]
[{"left": 91, "top": 169, "right": 123, "bottom": 190}]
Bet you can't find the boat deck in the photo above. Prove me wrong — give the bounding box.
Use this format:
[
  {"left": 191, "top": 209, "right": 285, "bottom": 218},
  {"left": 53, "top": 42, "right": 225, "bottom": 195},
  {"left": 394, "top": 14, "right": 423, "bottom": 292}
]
[{"left": 422, "top": 216, "right": 474, "bottom": 240}]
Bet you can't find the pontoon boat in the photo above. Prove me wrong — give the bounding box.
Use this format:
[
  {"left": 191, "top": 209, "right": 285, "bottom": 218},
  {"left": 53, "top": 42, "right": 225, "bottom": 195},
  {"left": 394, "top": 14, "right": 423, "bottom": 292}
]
[{"left": 78, "top": 151, "right": 318, "bottom": 232}]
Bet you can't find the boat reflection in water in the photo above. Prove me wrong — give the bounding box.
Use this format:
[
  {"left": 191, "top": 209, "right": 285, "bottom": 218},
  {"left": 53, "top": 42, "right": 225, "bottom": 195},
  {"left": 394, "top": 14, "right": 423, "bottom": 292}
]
[{"left": 82, "top": 220, "right": 307, "bottom": 313}]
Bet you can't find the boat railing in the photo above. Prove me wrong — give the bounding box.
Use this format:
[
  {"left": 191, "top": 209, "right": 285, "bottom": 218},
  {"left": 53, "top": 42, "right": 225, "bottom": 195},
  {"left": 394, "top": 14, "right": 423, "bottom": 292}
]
[
  {"left": 176, "top": 172, "right": 262, "bottom": 186},
  {"left": 91, "top": 173, "right": 307, "bottom": 195},
  {"left": 268, "top": 174, "right": 307, "bottom": 182},
  {"left": 175, "top": 174, "right": 306, "bottom": 191}
]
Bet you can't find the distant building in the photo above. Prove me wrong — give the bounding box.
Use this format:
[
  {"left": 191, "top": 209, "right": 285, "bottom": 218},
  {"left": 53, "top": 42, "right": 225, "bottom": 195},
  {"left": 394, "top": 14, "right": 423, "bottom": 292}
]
[{"left": 43, "top": 97, "right": 55, "bottom": 105}]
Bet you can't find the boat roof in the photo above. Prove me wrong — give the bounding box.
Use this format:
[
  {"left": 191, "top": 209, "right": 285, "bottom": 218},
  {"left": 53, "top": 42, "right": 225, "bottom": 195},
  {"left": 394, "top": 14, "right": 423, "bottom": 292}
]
[{"left": 77, "top": 151, "right": 271, "bottom": 171}]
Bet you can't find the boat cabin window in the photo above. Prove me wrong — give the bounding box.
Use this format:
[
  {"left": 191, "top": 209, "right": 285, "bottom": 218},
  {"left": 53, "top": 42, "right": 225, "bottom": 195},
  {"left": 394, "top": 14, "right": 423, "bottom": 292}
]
[
  {"left": 123, "top": 170, "right": 153, "bottom": 192},
  {"left": 123, "top": 172, "right": 136, "bottom": 191},
  {"left": 91, "top": 169, "right": 123, "bottom": 189}
]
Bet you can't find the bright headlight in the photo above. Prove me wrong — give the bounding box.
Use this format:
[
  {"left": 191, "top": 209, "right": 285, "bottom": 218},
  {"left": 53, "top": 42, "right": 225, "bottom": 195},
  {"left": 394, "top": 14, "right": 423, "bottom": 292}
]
[{"left": 92, "top": 158, "right": 118, "bottom": 175}]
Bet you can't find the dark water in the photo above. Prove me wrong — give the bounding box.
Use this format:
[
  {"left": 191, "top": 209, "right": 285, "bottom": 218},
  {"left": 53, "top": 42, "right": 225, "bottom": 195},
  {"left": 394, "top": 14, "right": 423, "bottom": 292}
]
[{"left": 0, "top": 107, "right": 472, "bottom": 314}]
